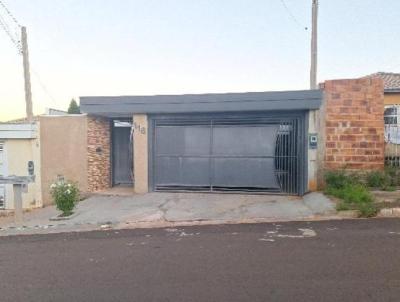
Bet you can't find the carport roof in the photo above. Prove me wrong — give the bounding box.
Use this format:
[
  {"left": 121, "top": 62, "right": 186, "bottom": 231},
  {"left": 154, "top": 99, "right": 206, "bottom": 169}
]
[{"left": 80, "top": 89, "right": 323, "bottom": 117}]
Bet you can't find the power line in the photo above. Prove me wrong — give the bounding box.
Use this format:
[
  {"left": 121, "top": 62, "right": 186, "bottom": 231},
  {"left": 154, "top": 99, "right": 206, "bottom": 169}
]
[
  {"left": 0, "top": 0, "right": 21, "bottom": 53},
  {"left": 0, "top": 0, "right": 21, "bottom": 27},
  {"left": 0, "top": 1, "right": 58, "bottom": 112},
  {"left": 0, "top": 0, "right": 21, "bottom": 43},
  {"left": 0, "top": 11, "right": 21, "bottom": 53},
  {"left": 279, "top": 0, "right": 308, "bottom": 31},
  {"left": 31, "top": 67, "right": 58, "bottom": 105}
]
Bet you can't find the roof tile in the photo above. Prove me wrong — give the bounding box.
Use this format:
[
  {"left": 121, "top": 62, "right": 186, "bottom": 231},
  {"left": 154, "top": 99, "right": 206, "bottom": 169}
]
[{"left": 365, "top": 72, "right": 400, "bottom": 89}]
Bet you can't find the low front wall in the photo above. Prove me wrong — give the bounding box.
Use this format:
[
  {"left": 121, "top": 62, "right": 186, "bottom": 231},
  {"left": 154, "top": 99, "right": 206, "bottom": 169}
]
[
  {"left": 40, "top": 115, "right": 88, "bottom": 205},
  {"left": 40, "top": 115, "right": 112, "bottom": 205},
  {"left": 321, "top": 78, "right": 385, "bottom": 174}
]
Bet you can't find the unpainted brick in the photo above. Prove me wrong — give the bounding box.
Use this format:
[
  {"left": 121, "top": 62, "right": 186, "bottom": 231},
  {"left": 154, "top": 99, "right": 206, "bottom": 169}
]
[{"left": 323, "top": 78, "right": 384, "bottom": 171}]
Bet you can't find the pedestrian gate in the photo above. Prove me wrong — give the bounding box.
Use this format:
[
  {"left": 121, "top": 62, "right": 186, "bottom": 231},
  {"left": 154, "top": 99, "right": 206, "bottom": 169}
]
[
  {"left": 151, "top": 114, "right": 305, "bottom": 195},
  {"left": 112, "top": 120, "right": 133, "bottom": 186}
]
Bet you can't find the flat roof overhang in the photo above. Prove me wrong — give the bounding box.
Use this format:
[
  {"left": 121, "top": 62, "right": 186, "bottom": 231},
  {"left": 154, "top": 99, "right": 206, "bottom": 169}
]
[
  {"left": 0, "top": 123, "right": 37, "bottom": 139},
  {"left": 80, "top": 89, "right": 323, "bottom": 118}
]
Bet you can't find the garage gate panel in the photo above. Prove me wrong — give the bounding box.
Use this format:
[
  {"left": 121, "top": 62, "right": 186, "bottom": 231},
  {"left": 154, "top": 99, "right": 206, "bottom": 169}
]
[{"left": 151, "top": 114, "right": 305, "bottom": 195}]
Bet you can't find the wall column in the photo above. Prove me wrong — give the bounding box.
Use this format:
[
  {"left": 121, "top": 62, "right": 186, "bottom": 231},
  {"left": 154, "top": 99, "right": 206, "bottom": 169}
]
[
  {"left": 133, "top": 114, "right": 149, "bottom": 193},
  {"left": 322, "top": 78, "right": 385, "bottom": 172},
  {"left": 307, "top": 109, "right": 319, "bottom": 191},
  {"left": 87, "top": 116, "right": 111, "bottom": 192}
]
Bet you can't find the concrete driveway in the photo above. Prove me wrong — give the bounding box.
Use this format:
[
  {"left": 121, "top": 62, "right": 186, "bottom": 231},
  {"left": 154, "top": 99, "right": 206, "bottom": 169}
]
[{"left": 0, "top": 192, "right": 336, "bottom": 236}]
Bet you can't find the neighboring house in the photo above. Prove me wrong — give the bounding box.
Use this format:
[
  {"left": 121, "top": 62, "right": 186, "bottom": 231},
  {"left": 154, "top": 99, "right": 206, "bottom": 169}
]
[
  {"left": 365, "top": 72, "right": 400, "bottom": 163},
  {"left": 6, "top": 108, "right": 67, "bottom": 124},
  {"left": 0, "top": 123, "right": 42, "bottom": 210},
  {"left": 45, "top": 108, "right": 68, "bottom": 116},
  {"left": 368, "top": 72, "right": 400, "bottom": 103},
  {"left": 0, "top": 108, "right": 67, "bottom": 210},
  {"left": 365, "top": 72, "right": 400, "bottom": 105}
]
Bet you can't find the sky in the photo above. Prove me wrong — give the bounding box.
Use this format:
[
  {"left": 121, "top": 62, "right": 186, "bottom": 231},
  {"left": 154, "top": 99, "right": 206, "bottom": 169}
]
[{"left": 0, "top": 0, "right": 399, "bottom": 121}]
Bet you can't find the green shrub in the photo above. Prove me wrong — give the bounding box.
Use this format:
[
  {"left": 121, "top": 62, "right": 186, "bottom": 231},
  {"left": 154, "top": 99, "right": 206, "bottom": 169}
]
[
  {"left": 349, "top": 172, "right": 365, "bottom": 185},
  {"left": 384, "top": 166, "right": 400, "bottom": 187},
  {"left": 357, "top": 203, "right": 378, "bottom": 218},
  {"left": 365, "top": 168, "right": 400, "bottom": 190},
  {"left": 336, "top": 201, "right": 351, "bottom": 211},
  {"left": 325, "top": 170, "right": 352, "bottom": 189},
  {"left": 366, "top": 171, "right": 391, "bottom": 189},
  {"left": 366, "top": 171, "right": 385, "bottom": 188},
  {"left": 50, "top": 180, "right": 79, "bottom": 216}
]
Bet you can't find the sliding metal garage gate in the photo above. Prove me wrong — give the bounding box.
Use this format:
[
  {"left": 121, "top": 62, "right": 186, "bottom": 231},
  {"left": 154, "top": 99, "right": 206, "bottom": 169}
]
[{"left": 151, "top": 113, "right": 306, "bottom": 195}]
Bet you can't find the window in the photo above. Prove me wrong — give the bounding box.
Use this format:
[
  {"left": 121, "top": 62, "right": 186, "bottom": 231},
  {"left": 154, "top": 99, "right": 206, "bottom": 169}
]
[
  {"left": 384, "top": 106, "right": 398, "bottom": 125},
  {"left": 385, "top": 106, "right": 400, "bottom": 145}
]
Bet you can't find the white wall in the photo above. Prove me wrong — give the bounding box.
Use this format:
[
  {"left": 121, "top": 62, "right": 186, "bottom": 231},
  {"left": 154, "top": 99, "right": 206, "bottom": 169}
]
[{"left": 1, "top": 129, "right": 42, "bottom": 209}]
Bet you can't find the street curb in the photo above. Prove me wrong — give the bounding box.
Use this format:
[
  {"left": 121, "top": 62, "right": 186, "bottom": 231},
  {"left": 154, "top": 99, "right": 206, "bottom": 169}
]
[
  {"left": 115, "top": 215, "right": 350, "bottom": 231},
  {"left": 0, "top": 214, "right": 349, "bottom": 237},
  {"left": 336, "top": 208, "right": 400, "bottom": 218},
  {"left": 336, "top": 210, "right": 359, "bottom": 218},
  {"left": 2, "top": 211, "right": 400, "bottom": 237},
  {"left": 49, "top": 212, "right": 79, "bottom": 221},
  {"left": 377, "top": 207, "right": 400, "bottom": 218}
]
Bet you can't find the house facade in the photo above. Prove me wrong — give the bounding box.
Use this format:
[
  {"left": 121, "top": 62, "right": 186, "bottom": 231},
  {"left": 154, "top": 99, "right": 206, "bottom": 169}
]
[
  {"left": 80, "top": 90, "right": 321, "bottom": 196},
  {"left": 34, "top": 76, "right": 381, "bottom": 200}
]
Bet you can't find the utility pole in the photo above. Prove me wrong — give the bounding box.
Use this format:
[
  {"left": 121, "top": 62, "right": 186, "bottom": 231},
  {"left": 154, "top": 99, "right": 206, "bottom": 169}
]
[
  {"left": 21, "top": 26, "right": 33, "bottom": 122},
  {"left": 310, "top": 0, "right": 318, "bottom": 89}
]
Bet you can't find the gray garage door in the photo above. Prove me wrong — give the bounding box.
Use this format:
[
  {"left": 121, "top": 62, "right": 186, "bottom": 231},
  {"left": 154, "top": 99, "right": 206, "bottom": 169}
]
[{"left": 152, "top": 115, "right": 304, "bottom": 194}]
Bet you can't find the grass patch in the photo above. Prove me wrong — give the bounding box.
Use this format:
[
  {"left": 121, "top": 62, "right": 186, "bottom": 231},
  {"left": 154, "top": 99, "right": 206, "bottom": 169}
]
[
  {"left": 325, "top": 171, "right": 377, "bottom": 218},
  {"left": 326, "top": 184, "right": 373, "bottom": 204}
]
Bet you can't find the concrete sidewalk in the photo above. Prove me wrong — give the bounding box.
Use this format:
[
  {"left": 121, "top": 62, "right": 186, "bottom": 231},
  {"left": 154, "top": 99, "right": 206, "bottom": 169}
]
[{"left": 0, "top": 192, "right": 336, "bottom": 236}]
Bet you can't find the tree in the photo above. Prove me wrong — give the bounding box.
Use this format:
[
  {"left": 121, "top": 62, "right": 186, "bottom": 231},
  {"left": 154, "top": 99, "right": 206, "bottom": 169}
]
[{"left": 67, "top": 99, "right": 80, "bottom": 114}]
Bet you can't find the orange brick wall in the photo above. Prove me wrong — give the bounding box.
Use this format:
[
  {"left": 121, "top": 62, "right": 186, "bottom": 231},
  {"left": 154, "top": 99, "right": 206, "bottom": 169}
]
[{"left": 322, "top": 78, "right": 385, "bottom": 170}]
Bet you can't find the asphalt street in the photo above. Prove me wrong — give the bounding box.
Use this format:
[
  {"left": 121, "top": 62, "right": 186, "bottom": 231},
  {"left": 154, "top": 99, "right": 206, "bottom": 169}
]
[{"left": 0, "top": 218, "right": 400, "bottom": 302}]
